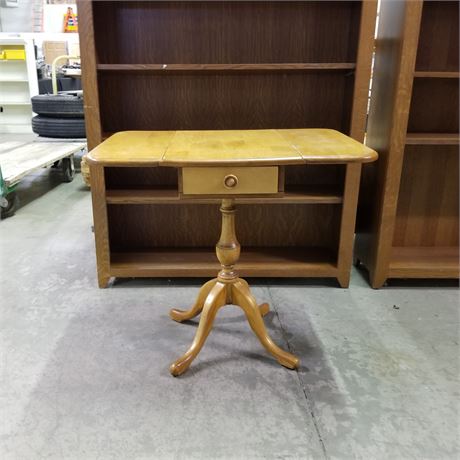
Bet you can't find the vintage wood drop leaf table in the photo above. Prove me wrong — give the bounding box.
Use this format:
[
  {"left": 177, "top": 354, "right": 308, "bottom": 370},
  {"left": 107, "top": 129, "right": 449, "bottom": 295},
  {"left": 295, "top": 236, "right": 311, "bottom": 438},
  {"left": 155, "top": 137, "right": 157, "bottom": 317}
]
[{"left": 88, "top": 129, "right": 377, "bottom": 376}]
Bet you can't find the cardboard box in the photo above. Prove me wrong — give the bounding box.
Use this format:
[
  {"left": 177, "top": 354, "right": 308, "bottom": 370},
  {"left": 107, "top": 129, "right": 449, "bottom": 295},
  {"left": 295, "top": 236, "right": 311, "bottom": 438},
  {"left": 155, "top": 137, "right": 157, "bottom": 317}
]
[{"left": 43, "top": 41, "right": 67, "bottom": 65}]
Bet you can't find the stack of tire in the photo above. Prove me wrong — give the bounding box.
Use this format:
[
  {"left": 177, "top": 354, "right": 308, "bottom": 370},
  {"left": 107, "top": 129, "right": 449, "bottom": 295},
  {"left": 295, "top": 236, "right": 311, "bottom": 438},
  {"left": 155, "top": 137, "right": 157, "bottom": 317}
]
[{"left": 31, "top": 91, "right": 86, "bottom": 138}]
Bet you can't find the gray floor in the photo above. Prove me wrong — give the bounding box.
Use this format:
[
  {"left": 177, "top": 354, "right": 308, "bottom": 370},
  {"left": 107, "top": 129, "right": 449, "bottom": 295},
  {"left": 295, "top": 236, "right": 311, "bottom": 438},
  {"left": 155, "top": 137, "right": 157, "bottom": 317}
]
[{"left": 1, "top": 168, "right": 459, "bottom": 460}]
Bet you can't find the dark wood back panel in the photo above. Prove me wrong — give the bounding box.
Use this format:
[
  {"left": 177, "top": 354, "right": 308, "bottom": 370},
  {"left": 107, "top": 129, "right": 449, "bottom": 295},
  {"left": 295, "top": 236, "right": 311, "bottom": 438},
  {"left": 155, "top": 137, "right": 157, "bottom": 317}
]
[
  {"left": 108, "top": 203, "right": 342, "bottom": 250},
  {"left": 285, "top": 164, "right": 345, "bottom": 187},
  {"left": 408, "top": 78, "right": 459, "bottom": 133},
  {"left": 93, "top": 1, "right": 361, "bottom": 64},
  {"left": 393, "top": 145, "right": 459, "bottom": 247},
  {"left": 98, "top": 72, "right": 354, "bottom": 132},
  {"left": 416, "top": 1, "right": 459, "bottom": 72},
  {"left": 105, "top": 167, "right": 178, "bottom": 189}
]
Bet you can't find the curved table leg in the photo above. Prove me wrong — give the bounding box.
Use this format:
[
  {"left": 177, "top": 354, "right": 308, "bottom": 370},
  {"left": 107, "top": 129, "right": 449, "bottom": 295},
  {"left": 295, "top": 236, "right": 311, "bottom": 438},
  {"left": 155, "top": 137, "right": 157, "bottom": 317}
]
[
  {"left": 234, "top": 278, "right": 270, "bottom": 316},
  {"left": 170, "top": 281, "right": 227, "bottom": 376},
  {"left": 169, "top": 278, "right": 217, "bottom": 322},
  {"left": 232, "top": 279, "right": 299, "bottom": 369}
]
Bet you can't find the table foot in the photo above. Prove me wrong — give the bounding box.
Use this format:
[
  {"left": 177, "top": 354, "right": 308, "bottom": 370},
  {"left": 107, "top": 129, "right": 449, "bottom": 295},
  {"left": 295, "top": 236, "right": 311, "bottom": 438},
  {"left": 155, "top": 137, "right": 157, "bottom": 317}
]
[
  {"left": 170, "top": 281, "right": 226, "bottom": 376},
  {"left": 170, "top": 277, "right": 298, "bottom": 376},
  {"left": 232, "top": 279, "right": 299, "bottom": 370},
  {"left": 259, "top": 302, "right": 270, "bottom": 317},
  {"left": 169, "top": 278, "right": 217, "bottom": 322}
]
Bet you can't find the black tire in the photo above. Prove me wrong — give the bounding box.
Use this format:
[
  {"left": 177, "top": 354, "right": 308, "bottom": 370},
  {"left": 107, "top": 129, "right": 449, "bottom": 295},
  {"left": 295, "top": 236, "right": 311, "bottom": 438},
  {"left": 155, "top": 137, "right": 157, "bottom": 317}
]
[
  {"left": 0, "top": 192, "right": 19, "bottom": 219},
  {"left": 32, "top": 116, "right": 86, "bottom": 138},
  {"left": 61, "top": 156, "right": 75, "bottom": 182},
  {"left": 31, "top": 94, "right": 84, "bottom": 118}
]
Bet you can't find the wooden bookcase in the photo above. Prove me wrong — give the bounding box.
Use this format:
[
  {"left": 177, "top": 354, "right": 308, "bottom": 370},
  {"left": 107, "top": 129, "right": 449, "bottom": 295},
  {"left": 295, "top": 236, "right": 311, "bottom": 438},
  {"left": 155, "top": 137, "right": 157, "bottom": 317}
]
[
  {"left": 78, "top": 1, "right": 377, "bottom": 287},
  {"left": 356, "top": 0, "right": 459, "bottom": 288}
]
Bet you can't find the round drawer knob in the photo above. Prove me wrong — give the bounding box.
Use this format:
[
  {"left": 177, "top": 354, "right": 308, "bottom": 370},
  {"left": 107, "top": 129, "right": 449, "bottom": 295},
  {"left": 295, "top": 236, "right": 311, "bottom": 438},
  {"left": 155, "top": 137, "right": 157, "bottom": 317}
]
[{"left": 223, "top": 174, "right": 238, "bottom": 189}]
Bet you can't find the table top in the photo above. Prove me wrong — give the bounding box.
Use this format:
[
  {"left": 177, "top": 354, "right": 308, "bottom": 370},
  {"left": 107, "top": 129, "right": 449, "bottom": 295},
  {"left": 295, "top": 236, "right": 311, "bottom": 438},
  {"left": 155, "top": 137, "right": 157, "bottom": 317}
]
[{"left": 87, "top": 129, "right": 378, "bottom": 166}]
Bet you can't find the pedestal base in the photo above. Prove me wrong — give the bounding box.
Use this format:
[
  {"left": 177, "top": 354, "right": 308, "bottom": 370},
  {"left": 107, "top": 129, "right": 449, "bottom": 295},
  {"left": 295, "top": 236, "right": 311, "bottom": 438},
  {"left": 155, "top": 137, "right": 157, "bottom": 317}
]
[{"left": 169, "top": 277, "right": 299, "bottom": 376}]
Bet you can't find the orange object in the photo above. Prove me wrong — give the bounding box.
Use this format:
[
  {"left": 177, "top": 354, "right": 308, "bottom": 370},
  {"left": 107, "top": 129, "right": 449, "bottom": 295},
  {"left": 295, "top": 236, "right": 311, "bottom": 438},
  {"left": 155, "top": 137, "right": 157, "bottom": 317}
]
[{"left": 63, "top": 7, "right": 78, "bottom": 33}]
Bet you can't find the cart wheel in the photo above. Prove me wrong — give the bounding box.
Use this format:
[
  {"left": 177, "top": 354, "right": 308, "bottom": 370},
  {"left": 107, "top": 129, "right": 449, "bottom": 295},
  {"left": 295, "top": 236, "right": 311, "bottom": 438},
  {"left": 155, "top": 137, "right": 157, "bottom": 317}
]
[
  {"left": 61, "top": 156, "right": 75, "bottom": 183},
  {"left": 51, "top": 160, "right": 60, "bottom": 168},
  {"left": 0, "top": 192, "right": 19, "bottom": 219}
]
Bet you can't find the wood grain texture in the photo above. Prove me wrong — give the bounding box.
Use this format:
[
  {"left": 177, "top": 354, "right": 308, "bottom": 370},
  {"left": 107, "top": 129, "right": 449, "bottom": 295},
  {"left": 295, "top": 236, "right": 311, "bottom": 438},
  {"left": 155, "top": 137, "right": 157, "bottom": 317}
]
[
  {"left": 87, "top": 131, "right": 176, "bottom": 166},
  {"left": 389, "top": 246, "right": 459, "bottom": 279},
  {"left": 89, "top": 129, "right": 377, "bottom": 166},
  {"left": 408, "top": 78, "right": 459, "bottom": 133},
  {"left": 167, "top": 271, "right": 298, "bottom": 376},
  {"left": 415, "top": 0, "right": 459, "bottom": 72},
  {"left": 76, "top": 0, "right": 102, "bottom": 151},
  {"left": 110, "top": 247, "right": 338, "bottom": 278},
  {"left": 93, "top": 1, "right": 361, "bottom": 64},
  {"left": 97, "top": 63, "right": 356, "bottom": 72},
  {"left": 89, "top": 164, "right": 111, "bottom": 288},
  {"left": 277, "top": 129, "right": 377, "bottom": 164},
  {"left": 105, "top": 186, "right": 344, "bottom": 205},
  {"left": 337, "top": 163, "right": 362, "bottom": 287},
  {"left": 405, "top": 133, "right": 460, "bottom": 145},
  {"left": 393, "top": 146, "right": 459, "bottom": 247},
  {"left": 181, "top": 166, "right": 279, "bottom": 195},
  {"left": 355, "top": 0, "right": 423, "bottom": 288},
  {"left": 107, "top": 203, "right": 342, "bottom": 249},
  {"left": 414, "top": 71, "right": 460, "bottom": 78},
  {"left": 162, "top": 130, "right": 303, "bottom": 165},
  {"left": 356, "top": 0, "right": 459, "bottom": 287},
  {"left": 284, "top": 164, "right": 345, "bottom": 187},
  {"left": 81, "top": 0, "right": 377, "bottom": 284},
  {"left": 349, "top": 0, "right": 378, "bottom": 142},
  {"left": 98, "top": 72, "right": 355, "bottom": 134}
]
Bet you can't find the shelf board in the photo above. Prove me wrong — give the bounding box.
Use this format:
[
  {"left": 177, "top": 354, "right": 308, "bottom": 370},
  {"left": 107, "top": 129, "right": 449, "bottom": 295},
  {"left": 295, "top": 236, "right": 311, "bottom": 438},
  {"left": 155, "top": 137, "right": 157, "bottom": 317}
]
[
  {"left": 105, "top": 186, "right": 343, "bottom": 205},
  {"left": 110, "top": 247, "right": 338, "bottom": 278},
  {"left": 414, "top": 71, "right": 460, "bottom": 78},
  {"left": 97, "top": 63, "right": 356, "bottom": 72},
  {"left": 389, "top": 246, "right": 459, "bottom": 279},
  {"left": 0, "top": 78, "right": 28, "bottom": 82},
  {"left": 405, "top": 133, "right": 460, "bottom": 145}
]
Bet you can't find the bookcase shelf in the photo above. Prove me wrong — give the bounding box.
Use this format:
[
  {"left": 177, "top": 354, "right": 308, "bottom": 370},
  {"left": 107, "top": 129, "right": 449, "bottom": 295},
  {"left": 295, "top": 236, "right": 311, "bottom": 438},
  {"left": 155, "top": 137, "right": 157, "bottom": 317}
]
[
  {"left": 105, "top": 185, "right": 343, "bottom": 205},
  {"left": 110, "top": 247, "right": 338, "bottom": 279},
  {"left": 414, "top": 71, "right": 459, "bottom": 78},
  {"left": 389, "top": 247, "right": 459, "bottom": 279},
  {"left": 97, "top": 63, "right": 356, "bottom": 72},
  {"left": 356, "top": 0, "right": 459, "bottom": 288},
  {"left": 405, "top": 133, "right": 460, "bottom": 145},
  {"left": 78, "top": 0, "right": 377, "bottom": 286}
]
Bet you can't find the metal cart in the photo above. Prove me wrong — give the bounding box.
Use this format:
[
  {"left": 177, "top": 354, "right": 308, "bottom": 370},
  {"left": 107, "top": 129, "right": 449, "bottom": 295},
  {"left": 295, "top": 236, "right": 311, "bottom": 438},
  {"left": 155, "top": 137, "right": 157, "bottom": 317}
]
[{"left": 0, "top": 139, "right": 86, "bottom": 218}]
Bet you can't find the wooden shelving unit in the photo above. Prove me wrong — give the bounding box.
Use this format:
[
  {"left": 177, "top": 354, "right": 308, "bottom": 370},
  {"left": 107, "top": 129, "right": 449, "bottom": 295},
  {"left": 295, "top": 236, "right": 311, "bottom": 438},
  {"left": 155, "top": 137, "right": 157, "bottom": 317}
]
[
  {"left": 78, "top": 1, "right": 377, "bottom": 286},
  {"left": 356, "top": 0, "right": 459, "bottom": 287},
  {"left": 0, "top": 38, "right": 38, "bottom": 134}
]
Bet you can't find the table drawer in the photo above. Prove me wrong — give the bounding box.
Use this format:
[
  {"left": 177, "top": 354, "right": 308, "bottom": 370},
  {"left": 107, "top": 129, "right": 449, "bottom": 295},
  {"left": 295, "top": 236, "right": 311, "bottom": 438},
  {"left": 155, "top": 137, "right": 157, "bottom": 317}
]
[{"left": 181, "top": 166, "right": 279, "bottom": 195}]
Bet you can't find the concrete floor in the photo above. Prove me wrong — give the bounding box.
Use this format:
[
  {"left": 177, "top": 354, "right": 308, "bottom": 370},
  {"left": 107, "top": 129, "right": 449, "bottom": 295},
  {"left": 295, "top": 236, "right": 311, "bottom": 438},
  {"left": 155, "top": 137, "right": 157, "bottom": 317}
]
[{"left": 1, "top": 168, "right": 459, "bottom": 460}]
